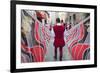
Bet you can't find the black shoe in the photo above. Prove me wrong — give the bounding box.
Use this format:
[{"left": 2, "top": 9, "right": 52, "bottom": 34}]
[
  {"left": 59, "top": 57, "right": 62, "bottom": 61},
  {"left": 54, "top": 56, "right": 57, "bottom": 61}
]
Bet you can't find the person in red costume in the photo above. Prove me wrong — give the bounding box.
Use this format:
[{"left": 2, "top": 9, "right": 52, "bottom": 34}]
[{"left": 53, "top": 18, "right": 65, "bottom": 61}]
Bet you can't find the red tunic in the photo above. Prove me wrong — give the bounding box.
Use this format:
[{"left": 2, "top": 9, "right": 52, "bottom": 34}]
[{"left": 53, "top": 25, "right": 65, "bottom": 47}]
